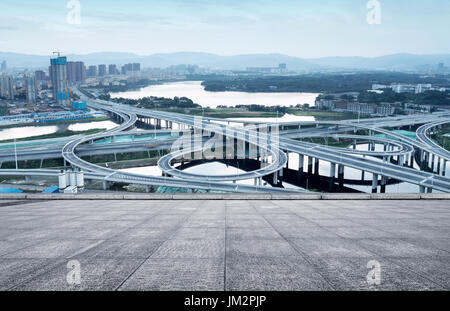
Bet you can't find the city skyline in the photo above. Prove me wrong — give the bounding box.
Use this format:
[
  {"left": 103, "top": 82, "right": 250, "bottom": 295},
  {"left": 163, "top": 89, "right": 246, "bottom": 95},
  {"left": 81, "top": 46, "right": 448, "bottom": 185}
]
[{"left": 1, "top": 0, "right": 450, "bottom": 58}]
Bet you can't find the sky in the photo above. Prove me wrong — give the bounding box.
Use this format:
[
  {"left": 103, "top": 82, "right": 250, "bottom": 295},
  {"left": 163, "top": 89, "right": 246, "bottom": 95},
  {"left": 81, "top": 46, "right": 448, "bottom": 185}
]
[{"left": 0, "top": 0, "right": 449, "bottom": 58}]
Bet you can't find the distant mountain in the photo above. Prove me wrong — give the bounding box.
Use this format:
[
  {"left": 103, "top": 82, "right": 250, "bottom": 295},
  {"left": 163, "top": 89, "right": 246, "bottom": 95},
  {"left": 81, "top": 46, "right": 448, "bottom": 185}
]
[
  {"left": 0, "top": 51, "right": 449, "bottom": 71},
  {"left": 309, "top": 53, "right": 450, "bottom": 70}
]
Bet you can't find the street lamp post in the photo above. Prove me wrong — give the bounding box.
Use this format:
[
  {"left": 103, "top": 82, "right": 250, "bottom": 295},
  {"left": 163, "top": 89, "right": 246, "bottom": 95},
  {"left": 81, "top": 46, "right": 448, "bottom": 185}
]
[{"left": 14, "top": 138, "right": 18, "bottom": 170}]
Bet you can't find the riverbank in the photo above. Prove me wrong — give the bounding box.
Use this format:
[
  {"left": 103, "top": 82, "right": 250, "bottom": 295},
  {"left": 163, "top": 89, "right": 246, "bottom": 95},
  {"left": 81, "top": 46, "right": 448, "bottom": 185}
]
[{"left": 161, "top": 107, "right": 357, "bottom": 120}]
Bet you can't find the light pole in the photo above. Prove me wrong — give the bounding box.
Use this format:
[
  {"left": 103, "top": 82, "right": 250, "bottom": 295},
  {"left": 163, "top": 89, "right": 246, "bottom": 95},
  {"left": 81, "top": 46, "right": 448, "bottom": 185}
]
[{"left": 14, "top": 138, "right": 18, "bottom": 170}]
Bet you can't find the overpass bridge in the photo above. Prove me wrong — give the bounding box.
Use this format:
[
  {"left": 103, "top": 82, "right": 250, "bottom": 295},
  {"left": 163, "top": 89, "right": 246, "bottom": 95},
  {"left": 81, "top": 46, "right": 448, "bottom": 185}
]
[{"left": 1, "top": 88, "right": 450, "bottom": 194}]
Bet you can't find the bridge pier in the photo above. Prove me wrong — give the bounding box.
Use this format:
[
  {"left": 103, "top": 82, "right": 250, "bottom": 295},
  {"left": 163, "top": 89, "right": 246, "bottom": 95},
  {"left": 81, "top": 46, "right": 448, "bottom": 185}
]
[
  {"left": 338, "top": 164, "right": 344, "bottom": 187},
  {"left": 380, "top": 176, "right": 387, "bottom": 193},
  {"left": 298, "top": 154, "right": 304, "bottom": 182},
  {"left": 102, "top": 180, "right": 109, "bottom": 190},
  {"left": 372, "top": 174, "right": 378, "bottom": 193},
  {"left": 443, "top": 160, "right": 447, "bottom": 176},
  {"left": 420, "top": 186, "right": 425, "bottom": 193},
  {"left": 307, "top": 157, "right": 313, "bottom": 175},
  {"left": 314, "top": 158, "right": 320, "bottom": 175},
  {"left": 437, "top": 157, "right": 441, "bottom": 175},
  {"left": 273, "top": 171, "right": 278, "bottom": 185},
  {"left": 329, "top": 163, "right": 336, "bottom": 192}
]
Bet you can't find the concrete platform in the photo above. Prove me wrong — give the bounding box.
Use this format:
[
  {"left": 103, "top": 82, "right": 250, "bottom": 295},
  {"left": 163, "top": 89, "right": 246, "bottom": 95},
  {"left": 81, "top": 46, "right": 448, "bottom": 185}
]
[{"left": 0, "top": 198, "right": 448, "bottom": 291}]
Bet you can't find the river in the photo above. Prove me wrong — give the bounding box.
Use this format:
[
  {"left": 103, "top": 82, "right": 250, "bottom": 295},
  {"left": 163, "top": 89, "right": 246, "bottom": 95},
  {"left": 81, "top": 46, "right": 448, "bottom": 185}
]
[
  {"left": 110, "top": 81, "right": 319, "bottom": 109},
  {"left": 0, "top": 120, "right": 117, "bottom": 141}
]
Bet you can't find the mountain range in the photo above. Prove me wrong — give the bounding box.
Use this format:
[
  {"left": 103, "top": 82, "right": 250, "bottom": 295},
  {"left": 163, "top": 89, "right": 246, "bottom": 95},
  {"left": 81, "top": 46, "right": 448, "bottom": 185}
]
[{"left": 1, "top": 51, "right": 449, "bottom": 72}]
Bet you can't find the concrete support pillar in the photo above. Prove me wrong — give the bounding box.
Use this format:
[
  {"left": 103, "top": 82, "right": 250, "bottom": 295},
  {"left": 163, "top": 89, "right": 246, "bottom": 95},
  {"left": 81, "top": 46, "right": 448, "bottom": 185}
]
[
  {"left": 436, "top": 157, "right": 441, "bottom": 175},
  {"left": 298, "top": 154, "right": 304, "bottom": 181},
  {"left": 380, "top": 176, "right": 387, "bottom": 193},
  {"left": 443, "top": 160, "right": 447, "bottom": 176},
  {"left": 419, "top": 186, "right": 425, "bottom": 193},
  {"left": 308, "top": 157, "right": 313, "bottom": 175},
  {"left": 314, "top": 158, "right": 320, "bottom": 175},
  {"left": 273, "top": 171, "right": 278, "bottom": 185},
  {"left": 102, "top": 180, "right": 108, "bottom": 190},
  {"left": 431, "top": 154, "right": 435, "bottom": 171},
  {"left": 329, "top": 163, "right": 336, "bottom": 192},
  {"left": 361, "top": 170, "right": 365, "bottom": 181},
  {"left": 372, "top": 174, "right": 378, "bottom": 193},
  {"left": 399, "top": 155, "right": 404, "bottom": 167},
  {"left": 427, "top": 187, "right": 433, "bottom": 193},
  {"left": 338, "top": 164, "right": 344, "bottom": 187}
]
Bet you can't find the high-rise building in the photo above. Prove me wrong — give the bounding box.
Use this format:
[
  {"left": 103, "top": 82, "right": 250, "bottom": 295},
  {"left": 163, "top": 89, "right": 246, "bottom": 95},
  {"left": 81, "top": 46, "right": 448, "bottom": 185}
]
[
  {"left": 121, "top": 63, "right": 141, "bottom": 75},
  {"left": 108, "top": 64, "right": 118, "bottom": 75},
  {"left": 67, "top": 62, "right": 77, "bottom": 85},
  {"left": 67, "top": 61, "right": 86, "bottom": 84},
  {"left": 49, "top": 55, "right": 70, "bottom": 106},
  {"left": 35, "top": 70, "right": 47, "bottom": 81},
  {"left": 0, "top": 74, "right": 15, "bottom": 100},
  {"left": 98, "top": 64, "right": 107, "bottom": 76},
  {"left": 0, "top": 61, "right": 6, "bottom": 72},
  {"left": 24, "top": 75, "right": 37, "bottom": 107},
  {"left": 87, "top": 65, "right": 98, "bottom": 77},
  {"left": 132, "top": 63, "right": 141, "bottom": 71}
]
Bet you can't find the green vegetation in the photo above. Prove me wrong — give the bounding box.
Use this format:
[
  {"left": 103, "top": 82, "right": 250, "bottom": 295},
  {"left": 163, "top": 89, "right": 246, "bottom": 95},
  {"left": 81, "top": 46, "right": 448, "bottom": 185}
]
[
  {"left": 296, "top": 137, "right": 352, "bottom": 148},
  {"left": 200, "top": 73, "right": 450, "bottom": 93},
  {"left": 166, "top": 108, "right": 278, "bottom": 118},
  {"left": 431, "top": 125, "right": 450, "bottom": 152},
  {"left": 81, "top": 150, "right": 168, "bottom": 165},
  {"left": 108, "top": 95, "right": 200, "bottom": 109},
  {"left": 0, "top": 128, "right": 106, "bottom": 143},
  {"left": 0, "top": 105, "right": 7, "bottom": 116},
  {"left": 358, "top": 89, "right": 450, "bottom": 106},
  {"left": 289, "top": 110, "right": 356, "bottom": 120},
  {"left": 95, "top": 79, "right": 156, "bottom": 93},
  {"left": 0, "top": 158, "right": 65, "bottom": 169}
]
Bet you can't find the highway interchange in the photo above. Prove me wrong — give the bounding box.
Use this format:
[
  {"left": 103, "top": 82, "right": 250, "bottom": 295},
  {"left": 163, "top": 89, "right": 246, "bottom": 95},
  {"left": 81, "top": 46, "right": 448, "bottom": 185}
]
[{"left": 1, "top": 89, "right": 450, "bottom": 194}]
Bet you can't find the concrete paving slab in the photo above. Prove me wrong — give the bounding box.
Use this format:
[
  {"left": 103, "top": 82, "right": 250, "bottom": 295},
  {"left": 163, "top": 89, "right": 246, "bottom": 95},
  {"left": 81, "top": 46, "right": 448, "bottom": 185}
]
[
  {"left": 226, "top": 256, "right": 333, "bottom": 291},
  {"left": 0, "top": 198, "right": 448, "bottom": 290},
  {"left": 118, "top": 258, "right": 224, "bottom": 291}
]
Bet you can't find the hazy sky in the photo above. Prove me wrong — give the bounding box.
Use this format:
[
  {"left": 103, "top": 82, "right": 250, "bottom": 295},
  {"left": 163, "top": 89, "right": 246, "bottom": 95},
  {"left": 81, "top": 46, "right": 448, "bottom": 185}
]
[{"left": 1, "top": 0, "right": 449, "bottom": 58}]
